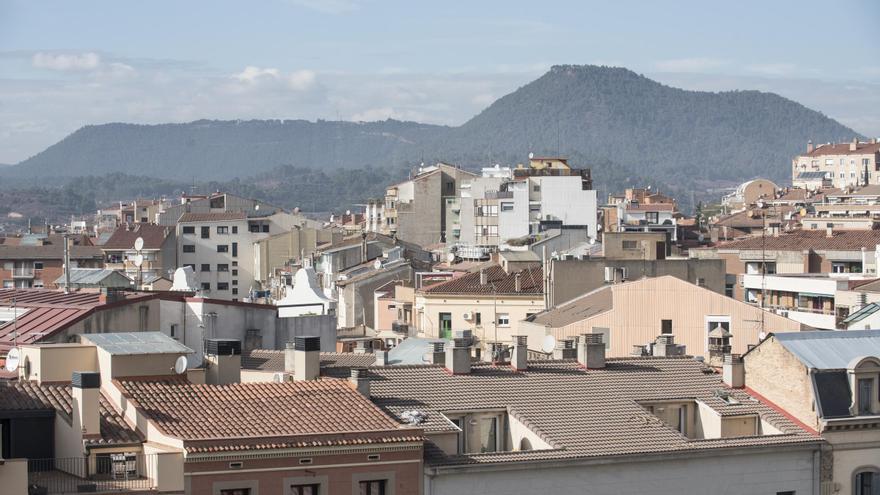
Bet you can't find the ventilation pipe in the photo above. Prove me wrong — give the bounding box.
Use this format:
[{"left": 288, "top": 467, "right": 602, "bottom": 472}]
[
  {"left": 445, "top": 337, "right": 471, "bottom": 374},
  {"left": 511, "top": 335, "right": 528, "bottom": 371},
  {"left": 514, "top": 273, "right": 522, "bottom": 292},
  {"left": 578, "top": 333, "right": 605, "bottom": 369},
  {"left": 294, "top": 336, "right": 321, "bottom": 381}
]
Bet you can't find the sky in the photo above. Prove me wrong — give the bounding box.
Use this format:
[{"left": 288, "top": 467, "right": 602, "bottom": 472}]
[{"left": 1, "top": 0, "right": 879, "bottom": 164}]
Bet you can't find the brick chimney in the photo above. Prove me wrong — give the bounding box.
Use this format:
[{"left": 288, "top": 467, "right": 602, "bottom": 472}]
[
  {"left": 445, "top": 337, "right": 471, "bottom": 374},
  {"left": 722, "top": 354, "right": 745, "bottom": 388},
  {"left": 511, "top": 335, "right": 528, "bottom": 371},
  {"left": 204, "top": 338, "right": 242, "bottom": 385},
  {"left": 807, "top": 140, "right": 814, "bottom": 153},
  {"left": 72, "top": 371, "right": 101, "bottom": 438},
  {"left": 578, "top": 333, "right": 605, "bottom": 369},
  {"left": 293, "top": 336, "right": 321, "bottom": 381}
]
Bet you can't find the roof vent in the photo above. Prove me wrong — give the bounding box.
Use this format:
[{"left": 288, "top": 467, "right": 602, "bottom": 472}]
[{"left": 578, "top": 333, "right": 605, "bottom": 369}]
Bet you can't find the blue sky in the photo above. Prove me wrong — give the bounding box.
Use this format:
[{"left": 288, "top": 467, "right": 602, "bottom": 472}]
[{"left": 1, "top": 0, "right": 878, "bottom": 163}]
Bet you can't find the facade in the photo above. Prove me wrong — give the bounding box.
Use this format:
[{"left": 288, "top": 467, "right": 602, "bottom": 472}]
[
  {"left": 253, "top": 224, "right": 339, "bottom": 291},
  {"left": 721, "top": 179, "right": 779, "bottom": 211},
  {"left": 792, "top": 139, "right": 880, "bottom": 189},
  {"left": 100, "top": 224, "right": 177, "bottom": 285},
  {"left": 523, "top": 275, "right": 803, "bottom": 358},
  {"left": 0, "top": 235, "right": 103, "bottom": 290},
  {"left": 612, "top": 202, "right": 678, "bottom": 241},
  {"left": 157, "top": 192, "right": 284, "bottom": 226},
  {"left": 744, "top": 330, "right": 880, "bottom": 495}
]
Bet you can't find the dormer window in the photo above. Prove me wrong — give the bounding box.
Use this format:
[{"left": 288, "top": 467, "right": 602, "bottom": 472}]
[
  {"left": 857, "top": 378, "right": 874, "bottom": 415},
  {"left": 848, "top": 356, "right": 880, "bottom": 417}
]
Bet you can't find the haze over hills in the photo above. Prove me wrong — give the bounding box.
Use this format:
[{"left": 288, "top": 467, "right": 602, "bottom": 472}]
[{"left": 1, "top": 65, "right": 862, "bottom": 211}]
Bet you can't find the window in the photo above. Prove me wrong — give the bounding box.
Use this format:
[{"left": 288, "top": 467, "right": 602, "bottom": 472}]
[
  {"left": 474, "top": 312, "right": 481, "bottom": 325},
  {"left": 661, "top": 319, "right": 673, "bottom": 334},
  {"left": 533, "top": 184, "right": 541, "bottom": 192},
  {"left": 450, "top": 417, "right": 465, "bottom": 453},
  {"left": 217, "top": 264, "right": 229, "bottom": 272},
  {"left": 169, "top": 324, "right": 177, "bottom": 338},
  {"left": 200, "top": 226, "right": 210, "bottom": 239},
  {"left": 232, "top": 242, "right": 238, "bottom": 257},
  {"left": 217, "top": 226, "right": 229, "bottom": 234},
  {"left": 622, "top": 240, "right": 639, "bottom": 250},
  {"left": 183, "top": 263, "right": 196, "bottom": 271},
  {"left": 201, "top": 264, "right": 211, "bottom": 272},
  {"left": 646, "top": 211, "right": 659, "bottom": 224},
  {"left": 217, "top": 245, "right": 229, "bottom": 253},
  {"left": 855, "top": 469, "right": 880, "bottom": 495},
  {"left": 262, "top": 224, "right": 269, "bottom": 233},
  {"left": 232, "top": 226, "right": 238, "bottom": 234},
  {"left": 232, "top": 261, "right": 238, "bottom": 267},
  {"left": 500, "top": 202, "right": 514, "bottom": 212},
  {"left": 439, "top": 312, "right": 452, "bottom": 339},
  {"left": 217, "top": 282, "right": 229, "bottom": 291},
  {"left": 249, "top": 224, "right": 261, "bottom": 233},
  {"left": 497, "top": 313, "right": 510, "bottom": 327},
  {"left": 201, "top": 282, "right": 211, "bottom": 291},
  {"left": 183, "top": 244, "right": 195, "bottom": 253},
  {"left": 231, "top": 279, "right": 238, "bottom": 285},
  {"left": 358, "top": 480, "right": 386, "bottom": 495},
  {"left": 232, "top": 288, "right": 238, "bottom": 295},
  {"left": 232, "top": 269, "right": 238, "bottom": 276},
  {"left": 725, "top": 283, "right": 734, "bottom": 298},
  {"left": 182, "top": 226, "right": 195, "bottom": 234},
  {"left": 290, "top": 485, "right": 319, "bottom": 495},
  {"left": 33, "top": 262, "right": 43, "bottom": 270},
  {"left": 480, "top": 416, "right": 498, "bottom": 453},
  {"left": 33, "top": 280, "right": 44, "bottom": 288},
  {"left": 858, "top": 378, "right": 874, "bottom": 415}
]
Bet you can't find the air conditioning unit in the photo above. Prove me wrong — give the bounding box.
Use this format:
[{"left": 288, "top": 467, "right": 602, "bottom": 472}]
[{"left": 463, "top": 311, "right": 473, "bottom": 321}]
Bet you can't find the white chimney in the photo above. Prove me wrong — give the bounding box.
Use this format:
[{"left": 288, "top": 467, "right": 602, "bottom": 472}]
[
  {"left": 445, "top": 338, "right": 471, "bottom": 374},
  {"left": 850, "top": 137, "right": 858, "bottom": 152},
  {"left": 480, "top": 269, "right": 488, "bottom": 286},
  {"left": 293, "top": 336, "right": 321, "bottom": 381},
  {"left": 285, "top": 342, "right": 296, "bottom": 373},
  {"left": 72, "top": 371, "right": 101, "bottom": 438},
  {"left": 375, "top": 349, "right": 389, "bottom": 366},
  {"left": 349, "top": 367, "right": 370, "bottom": 396},
  {"left": 514, "top": 273, "right": 522, "bottom": 292},
  {"left": 578, "top": 333, "right": 605, "bottom": 369},
  {"left": 204, "top": 339, "right": 242, "bottom": 385},
  {"left": 553, "top": 338, "right": 577, "bottom": 359},
  {"left": 807, "top": 140, "right": 814, "bottom": 153},
  {"left": 511, "top": 335, "right": 528, "bottom": 371},
  {"left": 826, "top": 223, "right": 834, "bottom": 238},
  {"left": 722, "top": 354, "right": 745, "bottom": 388}
]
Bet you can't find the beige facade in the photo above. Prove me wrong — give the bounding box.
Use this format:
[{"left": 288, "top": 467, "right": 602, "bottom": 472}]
[
  {"left": 602, "top": 231, "right": 668, "bottom": 259},
  {"left": 792, "top": 139, "right": 880, "bottom": 189},
  {"left": 525, "top": 276, "right": 803, "bottom": 358},
  {"left": 415, "top": 293, "right": 545, "bottom": 344},
  {"left": 253, "top": 226, "right": 339, "bottom": 284}
]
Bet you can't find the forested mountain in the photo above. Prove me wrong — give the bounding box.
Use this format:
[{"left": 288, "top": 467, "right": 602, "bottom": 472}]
[{"left": 0, "top": 65, "right": 862, "bottom": 215}]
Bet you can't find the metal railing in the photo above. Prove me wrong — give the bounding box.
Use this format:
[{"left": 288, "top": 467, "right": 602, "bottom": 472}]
[
  {"left": 12, "top": 267, "right": 35, "bottom": 278},
  {"left": 27, "top": 454, "right": 157, "bottom": 494}
]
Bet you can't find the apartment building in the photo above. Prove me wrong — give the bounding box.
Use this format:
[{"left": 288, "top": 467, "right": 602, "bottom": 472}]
[
  {"left": 177, "top": 211, "right": 307, "bottom": 300},
  {"left": 744, "top": 330, "right": 880, "bottom": 495},
  {"left": 253, "top": 224, "right": 339, "bottom": 290},
  {"left": 367, "top": 335, "right": 823, "bottom": 494},
  {"left": 455, "top": 158, "right": 598, "bottom": 251},
  {"left": 522, "top": 275, "right": 803, "bottom": 359},
  {"left": 0, "top": 235, "right": 103, "bottom": 289},
  {"left": 381, "top": 163, "right": 478, "bottom": 247},
  {"left": 792, "top": 138, "right": 880, "bottom": 189},
  {"left": 100, "top": 224, "right": 176, "bottom": 285},
  {"left": 158, "top": 191, "right": 283, "bottom": 226}
]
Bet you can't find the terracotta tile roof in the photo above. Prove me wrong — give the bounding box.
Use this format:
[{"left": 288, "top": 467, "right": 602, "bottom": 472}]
[
  {"left": 368, "top": 358, "right": 820, "bottom": 466},
  {"left": 626, "top": 203, "right": 675, "bottom": 212},
  {"left": 529, "top": 285, "right": 613, "bottom": 327},
  {"left": 0, "top": 381, "right": 142, "bottom": 447},
  {"left": 0, "top": 289, "right": 158, "bottom": 354},
  {"left": 0, "top": 235, "right": 102, "bottom": 261},
  {"left": 101, "top": 224, "right": 172, "bottom": 250},
  {"left": 716, "top": 229, "right": 880, "bottom": 251},
  {"left": 241, "top": 349, "right": 377, "bottom": 378},
  {"left": 115, "top": 377, "right": 415, "bottom": 451},
  {"left": 177, "top": 212, "right": 246, "bottom": 223},
  {"left": 420, "top": 265, "right": 543, "bottom": 296},
  {"left": 805, "top": 142, "right": 880, "bottom": 157}
]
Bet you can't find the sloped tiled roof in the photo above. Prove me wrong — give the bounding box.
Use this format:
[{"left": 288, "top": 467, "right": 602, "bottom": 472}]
[
  {"left": 0, "top": 235, "right": 102, "bottom": 260},
  {"left": 115, "top": 377, "right": 417, "bottom": 451},
  {"left": 241, "top": 349, "right": 377, "bottom": 378},
  {"left": 805, "top": 142, "right": 880, "bottom": 157},
  {"left": 420, "top": 265, "right": 543, "bottom": 296},
  {"left": 369, "top": 358, "right": 820, "bottom": 466},
  {"left": 0, "top": 381, "right": 142, "bottom": 447},
  {"left": 102, "top": 224, "right": 172, "bottom": 250},
  {"left": 717, "top": 229, "right": 880, "bottom": 251},
  {"left": 178, "top": 212, "right": 246, "bottom": 223}
]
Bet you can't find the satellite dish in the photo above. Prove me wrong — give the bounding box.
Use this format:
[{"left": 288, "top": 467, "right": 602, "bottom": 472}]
[
  {"left": 373, "top": 259, "right": 383, "bottom": 270},
  {"left": 528, "top": 152, "right": 534, "bottom": 159},
  {"left": 541, "top": 335, "right": 557, "bottom": 354},
  {"left": 133, "top": 237, "right": 144, "bottom": 252},
  {"left": 4, "top": 347, "right": 21, "bottom": 372},
  {"left": 446, "top": 252, "right": 456, "bottom": 263},
  {"left": 173, "top": 355, "right": 187, "bottom": 375},
  {"left": 133, "top": 254, "right": 144, "bottom": 268}
]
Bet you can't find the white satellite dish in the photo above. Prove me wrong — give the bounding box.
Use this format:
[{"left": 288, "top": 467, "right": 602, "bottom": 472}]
[
  {"left": 4, "top": 347, "right": 21, "bottom": 372},
  {"left": 541, "top": 335, "right": 557, "bottom": 354},
  {"left": 133, "top": 254, "right": 144, "bottom": 268},
  {"left": 528, "top": 152, "right": 534, "bottom": 159},
  {"left": 173, "top": 355, "right": 187, "bottom": 375},
  {"left": 446, "top": 252, "right": 456, "bottom": 263},
  {"left": 373, "top": 259, "right": 383, "bottom": 270},
  {"left": 133, "top": 237, "right": 144, "bottom": 252}
]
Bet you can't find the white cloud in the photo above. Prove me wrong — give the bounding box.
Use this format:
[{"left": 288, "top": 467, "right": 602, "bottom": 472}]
[
  {"left": 32, "top": 52, "right": 101, "bottom": 71},
  {"left": 287, "top": 69, "right": 316, "bottom": 91},
  {"left": 654, "top": 57, "right": 727, "bottom": 73},
  {"left": 230, "top": 66, "right": 316, "bottom": 91},
  {"left": 288, "top": 0, "right": 360, "bottom": 14},
  {"left": 745, "top": 63, "right": 798, "bottom": 77}
]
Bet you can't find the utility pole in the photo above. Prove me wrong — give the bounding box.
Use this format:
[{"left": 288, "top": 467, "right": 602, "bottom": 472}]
[{"left": 63, "top": 232, "right": 71, "bottom": 294}]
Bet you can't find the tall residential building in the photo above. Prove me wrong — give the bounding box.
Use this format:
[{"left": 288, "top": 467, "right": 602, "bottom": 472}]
[
  {"left": 455, "top": 157, "right": 597, "bottom": 252},
  {"left": 792, "top": 138, "right": 880, "bottom": 189},
  {"left": 381, "top": 163, "right": 477, "bottom": 247}
]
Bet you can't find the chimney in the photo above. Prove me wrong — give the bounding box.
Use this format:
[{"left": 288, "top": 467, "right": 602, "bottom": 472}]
[
  {"left": 514, "top": 273, "right": 522, "bottom": 292},
  {"left": 204, "top": 339, "right": 242, "bottom": 385},
  {"left": 511, "top": 335, "right": 528, "bottom": 371},
  {"left": 553, "top": 338, "right": 577, "bottom": 359},
  {"left": 353, "top": 340, "right": 372, "bottom": 354},
  {"left": 722, "top": 354, "right": 745, "bottom": 388},
  {"left": 445, "top": 337, "right": 471, "bottom": 374},
  {"left": 375, "top": 349, "right": 389, "bottom": 366},
  {"left": 284, "top": 342, "right": 296, "bottom": 373},
  {"left": 578, "top": 333, "right": 606, "bottom": 369},
  {"left": 826, "top": 223, "right": 834, "bottom": 238},
  {"left": 349, "top": 367, "right": 370, "bottom": 397},
  {"left": 870, "top": 137, "right": 877, "bottom": 145},
  {"left": 72, "top": 371, "right": 101, "bottom": 438},
  {"left": 850, "top": 137, "right": 859, "bottom": 152},
  {"left": 806, "top": 140, "right": 814, "bottom": 153},
  {"left": 293, "top": 336, "right": 321, "bottom": 381},
  {"left": 431, "top": 341, "right": 446, "bottom": 365},
  {"left": 479, "top": 269, "right": 488, "bottom": 286},
  {"left": 653, "top": 334, "right": 686, "bottom": 357}
]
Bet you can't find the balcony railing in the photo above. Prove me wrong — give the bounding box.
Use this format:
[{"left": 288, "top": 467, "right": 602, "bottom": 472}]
[
  {"left": 12, "top": 267, "right": 35, "bottom": 278},
  {"left": 27, "top": 454, "right": 157, "bottom": 494}
]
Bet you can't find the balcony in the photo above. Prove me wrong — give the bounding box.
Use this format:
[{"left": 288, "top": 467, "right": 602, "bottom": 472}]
[
  {"left": 485, "top": 190, "right": 513, "bottom": 200},
  {"left": 27, "top": 455, "right": 159, "bottom": 494},
  {"left": 12, "top": 267, "right": 35, "bottom": 278}
]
